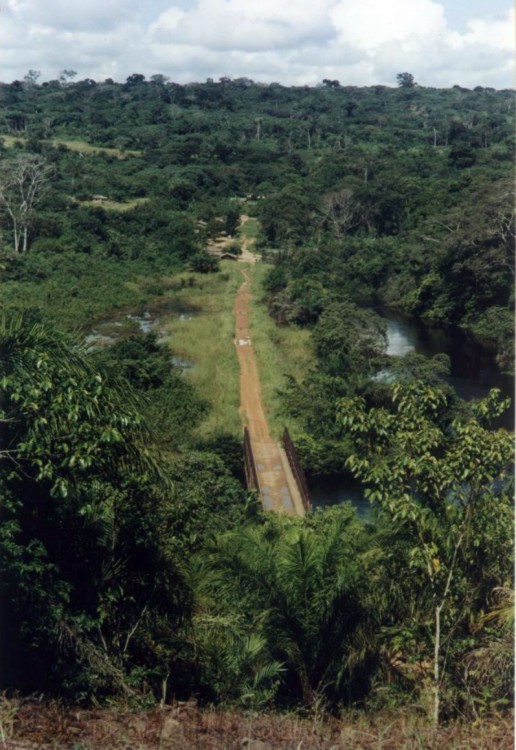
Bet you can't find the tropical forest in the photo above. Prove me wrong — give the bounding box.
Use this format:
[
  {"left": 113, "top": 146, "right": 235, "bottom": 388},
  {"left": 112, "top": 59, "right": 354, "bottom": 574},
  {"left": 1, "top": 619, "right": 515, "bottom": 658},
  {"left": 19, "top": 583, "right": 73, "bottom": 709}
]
[{"left": 0, "top": 73, "right": 514, "bottom": 748}]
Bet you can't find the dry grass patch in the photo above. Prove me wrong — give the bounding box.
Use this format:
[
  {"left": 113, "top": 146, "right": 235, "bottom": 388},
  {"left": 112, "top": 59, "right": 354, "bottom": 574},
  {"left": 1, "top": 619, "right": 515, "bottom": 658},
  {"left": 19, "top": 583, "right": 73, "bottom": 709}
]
[
  {"left": 6, "top": 698, "right": 514, "bottom": 750},
  {"left": 53, "top": 139, "right": 141, "bottom": 157}
]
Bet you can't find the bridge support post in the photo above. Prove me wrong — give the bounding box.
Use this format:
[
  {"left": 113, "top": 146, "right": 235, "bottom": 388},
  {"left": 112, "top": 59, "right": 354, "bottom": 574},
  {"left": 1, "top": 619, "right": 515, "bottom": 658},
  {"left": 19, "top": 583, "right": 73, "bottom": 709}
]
[
  {"left": 282, "top": 428, "right": 312, "bottom": 512},
  {"left": 243, "top": 426, "right": 259, "bottom": 491}
]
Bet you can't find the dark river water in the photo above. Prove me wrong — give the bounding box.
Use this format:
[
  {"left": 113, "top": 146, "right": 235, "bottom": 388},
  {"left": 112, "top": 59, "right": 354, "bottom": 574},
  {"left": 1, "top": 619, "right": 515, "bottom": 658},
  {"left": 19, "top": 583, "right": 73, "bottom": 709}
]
[
  {"left": 381, "top": 309, "right": 514, "bottom": 413},
  {"left": 309, "top": 308, "right": 514, "bottom": 513}
]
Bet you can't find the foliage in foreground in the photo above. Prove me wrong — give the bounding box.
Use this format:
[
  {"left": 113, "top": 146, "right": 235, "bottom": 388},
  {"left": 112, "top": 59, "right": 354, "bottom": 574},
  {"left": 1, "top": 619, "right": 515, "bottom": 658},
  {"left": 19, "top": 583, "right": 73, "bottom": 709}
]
[
  {"left": 187, "top": 385, "right": 513, "bottom": 720},
  {"left": 0, "top": 320, "right": 512, "bottom": 721},
  {"left": 0, "top": 313, "right": 249, "bottom": 701},
  {"left": 189, "top": 508, "right": 377, "bottom": 709}
]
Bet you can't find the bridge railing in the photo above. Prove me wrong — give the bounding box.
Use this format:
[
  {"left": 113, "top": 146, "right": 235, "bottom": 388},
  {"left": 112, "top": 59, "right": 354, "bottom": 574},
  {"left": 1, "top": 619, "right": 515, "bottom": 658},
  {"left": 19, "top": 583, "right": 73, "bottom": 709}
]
[
  {"left": 282, "top": 428, "right": 312, "bottom": 512},
  {"left": 243, "top": 426, "right": 259, "bottom": 492}
]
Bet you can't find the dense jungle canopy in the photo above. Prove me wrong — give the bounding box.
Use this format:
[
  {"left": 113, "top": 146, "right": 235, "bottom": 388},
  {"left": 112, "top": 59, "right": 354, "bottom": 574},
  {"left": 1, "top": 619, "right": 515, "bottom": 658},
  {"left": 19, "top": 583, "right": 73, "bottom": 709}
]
[{"left": 0, "top": 75, "right": 513, "bottom": 727}]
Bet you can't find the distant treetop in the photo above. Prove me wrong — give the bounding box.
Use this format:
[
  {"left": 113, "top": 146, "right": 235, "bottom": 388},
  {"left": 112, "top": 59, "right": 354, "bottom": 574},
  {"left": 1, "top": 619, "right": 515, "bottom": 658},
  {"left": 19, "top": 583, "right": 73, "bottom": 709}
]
[{"left": 396, "top": 72, "right": 417, "bottom": 88}]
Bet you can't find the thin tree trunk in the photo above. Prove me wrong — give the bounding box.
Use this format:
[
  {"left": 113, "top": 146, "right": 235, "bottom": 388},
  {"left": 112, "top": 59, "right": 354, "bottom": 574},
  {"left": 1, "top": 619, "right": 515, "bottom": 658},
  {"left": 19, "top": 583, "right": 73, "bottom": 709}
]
[
  {"left": 431, "top": 529, "right": 465, "bottom": 727},
  {"left": 161, "top": 672, "right": 170, "bottom": 708},
  {"left": 13, "top": 221, "right": 20, "bottom": 253},
  {"left": 433, "top": 603, "right": 442, "bottom": 727}
]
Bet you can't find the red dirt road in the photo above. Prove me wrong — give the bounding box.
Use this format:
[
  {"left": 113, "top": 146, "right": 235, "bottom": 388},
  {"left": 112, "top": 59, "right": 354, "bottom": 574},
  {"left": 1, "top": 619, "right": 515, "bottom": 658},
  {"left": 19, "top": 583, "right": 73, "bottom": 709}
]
[{"left": 233, "top": 268, "right": 304, "bottom": 516}]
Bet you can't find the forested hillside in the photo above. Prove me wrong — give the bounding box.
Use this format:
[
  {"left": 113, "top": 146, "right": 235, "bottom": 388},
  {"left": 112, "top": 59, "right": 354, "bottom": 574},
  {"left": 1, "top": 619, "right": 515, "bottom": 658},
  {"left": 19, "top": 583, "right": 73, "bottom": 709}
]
[
  {"left": 1, "top": 75, "right": 513, "bottom": 361},
  {"left": 0, "top": 75, "right": 513, "bottom": 738}
]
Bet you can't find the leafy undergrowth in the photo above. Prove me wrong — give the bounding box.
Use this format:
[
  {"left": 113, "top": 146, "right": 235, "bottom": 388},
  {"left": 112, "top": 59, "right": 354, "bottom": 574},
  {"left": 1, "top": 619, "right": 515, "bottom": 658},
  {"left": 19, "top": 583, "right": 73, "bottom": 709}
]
[{"left": 2, "top": 698, "right": 513, "bottom": 750}]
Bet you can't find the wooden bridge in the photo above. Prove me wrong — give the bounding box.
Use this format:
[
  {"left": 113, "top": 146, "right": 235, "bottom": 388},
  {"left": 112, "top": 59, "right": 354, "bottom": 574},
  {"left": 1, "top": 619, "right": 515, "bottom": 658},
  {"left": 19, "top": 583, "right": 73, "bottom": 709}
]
[
  {"left": 234, "top": 266, "right": 310, "bottom": 516},
  {"left": 244, "top": 426, "right": 311, "bottom": 515}
]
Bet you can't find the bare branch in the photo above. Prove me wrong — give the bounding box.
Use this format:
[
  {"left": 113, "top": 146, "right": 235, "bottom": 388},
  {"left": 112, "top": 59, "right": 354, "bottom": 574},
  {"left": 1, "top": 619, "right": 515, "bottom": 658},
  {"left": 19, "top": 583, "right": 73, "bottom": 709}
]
[{"left": 0, "top": 154, "right": 53, "bottom": 253}]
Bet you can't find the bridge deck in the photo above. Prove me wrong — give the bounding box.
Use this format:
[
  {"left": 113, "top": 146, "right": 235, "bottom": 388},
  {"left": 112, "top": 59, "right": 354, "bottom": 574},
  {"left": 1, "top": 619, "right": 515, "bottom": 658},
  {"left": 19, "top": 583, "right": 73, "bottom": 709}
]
[{"left": 234, "top": 269, "right": 305, "bottom": 516}]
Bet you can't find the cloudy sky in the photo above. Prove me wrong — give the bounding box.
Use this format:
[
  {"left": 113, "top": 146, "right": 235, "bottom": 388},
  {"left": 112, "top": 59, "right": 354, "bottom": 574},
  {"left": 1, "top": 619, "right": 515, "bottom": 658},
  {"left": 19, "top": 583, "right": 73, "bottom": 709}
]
[{"left": 1, "top": 0, "right": 514, "bottom": 88}]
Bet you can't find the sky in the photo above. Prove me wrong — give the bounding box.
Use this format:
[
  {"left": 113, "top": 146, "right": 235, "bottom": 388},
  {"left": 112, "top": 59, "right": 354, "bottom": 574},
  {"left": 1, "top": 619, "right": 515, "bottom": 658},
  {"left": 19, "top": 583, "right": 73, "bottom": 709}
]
[{"left": 1, "top": 0, "right": 514, "bottom": 89}]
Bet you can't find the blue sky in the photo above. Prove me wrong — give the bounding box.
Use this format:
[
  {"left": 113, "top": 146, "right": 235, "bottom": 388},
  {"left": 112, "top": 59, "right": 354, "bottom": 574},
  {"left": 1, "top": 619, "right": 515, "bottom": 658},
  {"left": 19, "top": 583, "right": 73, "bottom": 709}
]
[{"left": 1, "top": 0, "right": 514, "bottom": 88}]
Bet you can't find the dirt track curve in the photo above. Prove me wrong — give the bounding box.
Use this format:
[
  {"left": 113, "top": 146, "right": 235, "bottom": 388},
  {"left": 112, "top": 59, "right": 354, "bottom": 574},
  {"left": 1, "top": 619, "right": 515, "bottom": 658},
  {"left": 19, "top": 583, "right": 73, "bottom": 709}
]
[{"left": 233, "top": 257, "right": 305, "bottom": 516}]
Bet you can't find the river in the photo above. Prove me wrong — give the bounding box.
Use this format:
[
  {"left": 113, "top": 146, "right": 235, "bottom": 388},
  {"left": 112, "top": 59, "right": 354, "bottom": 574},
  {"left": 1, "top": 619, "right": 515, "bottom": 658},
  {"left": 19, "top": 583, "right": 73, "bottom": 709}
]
[
  {"left": 309, "top": 308, "right": 514, "bottom": 513},
  {"left": 381, "top": 309, "right": 514, "bottom": 418}
]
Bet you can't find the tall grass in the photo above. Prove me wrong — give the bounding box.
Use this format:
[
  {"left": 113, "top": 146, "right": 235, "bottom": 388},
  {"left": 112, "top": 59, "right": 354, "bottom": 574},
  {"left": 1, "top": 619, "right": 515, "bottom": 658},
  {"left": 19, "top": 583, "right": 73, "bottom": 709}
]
[
  {"left": 161, "top": 264, "right": 243, "bottom": 437},
  {"left": 77, "top": 198, "right": 150, "bottom": 212},
  {"left": 240, "top": 217, "right": 259, "bottom": 241},
  {"left": 0, "top": 256, "right": 165, "bottom": 331},
  {"left": 248, "top": 263, "right": 315, "bottom": 438}
]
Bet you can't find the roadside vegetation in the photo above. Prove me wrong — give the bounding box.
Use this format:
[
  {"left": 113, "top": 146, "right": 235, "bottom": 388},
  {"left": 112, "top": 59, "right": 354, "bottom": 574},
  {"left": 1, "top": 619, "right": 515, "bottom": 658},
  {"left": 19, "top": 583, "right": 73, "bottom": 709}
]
[{"left": 248, "top": 262, "right": 315, "bottom": 436}]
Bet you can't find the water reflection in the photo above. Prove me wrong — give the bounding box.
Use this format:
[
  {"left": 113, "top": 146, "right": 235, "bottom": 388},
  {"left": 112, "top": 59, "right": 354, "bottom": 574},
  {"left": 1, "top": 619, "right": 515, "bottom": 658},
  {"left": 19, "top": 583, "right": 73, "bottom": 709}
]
[
  {"left": 84, "top": 299, "right": 199, "bottom": 351},
  {"left": 385, "top": 318, "right": 415, "bottom": 357},
  {"left": 170, "top": 355, "right": 195, "bottom": 372},
  {"left": 380, "top": 308, "right": 514, "bottom": 427}
]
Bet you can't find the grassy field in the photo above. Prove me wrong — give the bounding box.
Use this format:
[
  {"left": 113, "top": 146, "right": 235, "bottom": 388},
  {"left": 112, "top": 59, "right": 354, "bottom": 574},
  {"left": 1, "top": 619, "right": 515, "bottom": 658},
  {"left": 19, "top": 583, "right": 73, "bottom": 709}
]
[
  {"left": 158, "top": 257, "right": 314, "bottom": 440},
  {"left": 155, "top": 215, "right": 313, "bottom": 441},
  {"left": 78, "top": 197, "right": 150, "bottom": 211},
  {"left": 248, "top": 262, "right": 315, "bottom": 437},
  {"left": 0, "top": 134, "right": 141, "bottom": 158},
  {"left": 161, "top": 263, "right": 243, "bottom": 437},
  {"left": 240, "top": 216, "right": 259, "bottom": 241}
]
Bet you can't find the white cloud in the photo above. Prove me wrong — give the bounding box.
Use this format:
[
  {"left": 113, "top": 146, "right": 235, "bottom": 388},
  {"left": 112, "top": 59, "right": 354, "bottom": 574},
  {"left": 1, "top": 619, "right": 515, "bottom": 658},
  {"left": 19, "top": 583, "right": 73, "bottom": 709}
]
[
  {"left": 5, "top": 0, "right": 139, "bottom": 31},
  {"left": 373, "top": 6, "right": 516, "bottom": 87},
  {"left": 330, "top": 0, "right": 447, "bottom": 51},
  {"left": 450, "top": 8, "right": 515, "bottom": 52},
  {"left": 0, "top": 0, "right": 513, "bottom": 88},
  {"left": 148, "top": 0, "right": 334, "bottom": 51}
]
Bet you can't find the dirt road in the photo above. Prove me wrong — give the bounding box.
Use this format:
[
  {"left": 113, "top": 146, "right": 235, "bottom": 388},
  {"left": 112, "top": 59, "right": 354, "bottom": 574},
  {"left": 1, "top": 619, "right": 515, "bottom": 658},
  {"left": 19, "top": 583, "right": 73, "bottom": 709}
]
[{"left": 233, "top": 267, "right": 305, "bottom": 516}]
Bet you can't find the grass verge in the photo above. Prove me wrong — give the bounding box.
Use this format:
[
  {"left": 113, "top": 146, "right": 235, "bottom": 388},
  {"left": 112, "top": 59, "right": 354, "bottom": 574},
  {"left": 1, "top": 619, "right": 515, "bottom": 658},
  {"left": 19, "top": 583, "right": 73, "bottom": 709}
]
[{"left": 248, "top": 263, "right": 315, "bottom": 438}]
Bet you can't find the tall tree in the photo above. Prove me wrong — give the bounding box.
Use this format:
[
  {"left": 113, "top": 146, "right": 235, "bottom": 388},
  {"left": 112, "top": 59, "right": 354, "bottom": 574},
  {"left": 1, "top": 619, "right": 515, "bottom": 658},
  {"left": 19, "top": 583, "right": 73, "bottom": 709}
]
[
  {"left": 340, "top": 383, "right": 513, "bottom": 724},
  {"left": 0, "top": 154, "right": 53, "bottom": 253},
  {"left": 396, "top": 72, "right": 417, "bottom": 88}
]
